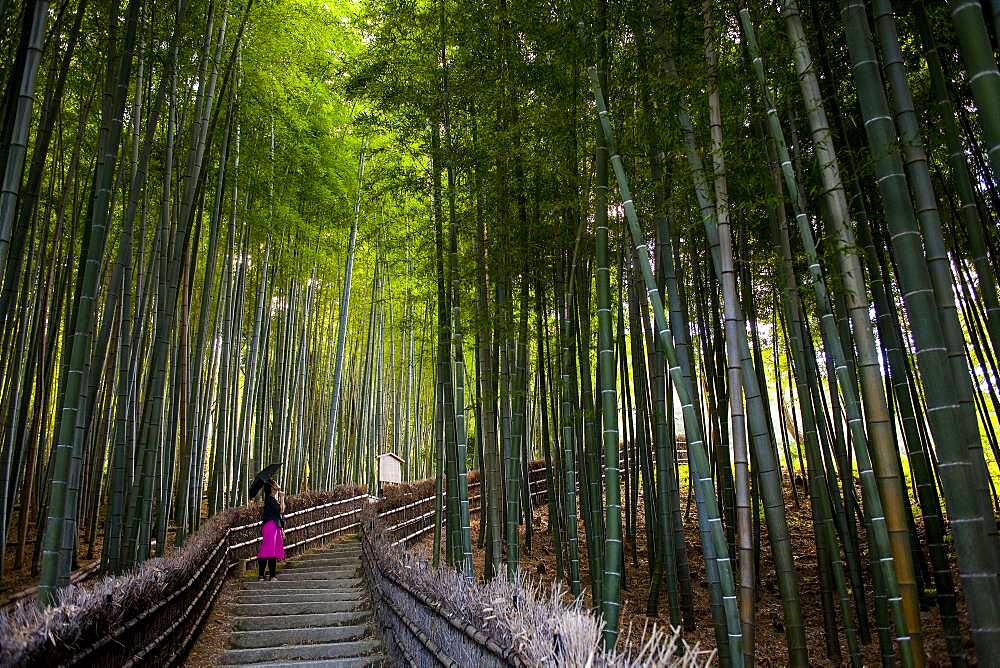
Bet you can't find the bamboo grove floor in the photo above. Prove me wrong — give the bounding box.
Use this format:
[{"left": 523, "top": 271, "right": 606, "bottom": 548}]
[{"left": 411, "top": 478, "right": 979, "bottom": 666}]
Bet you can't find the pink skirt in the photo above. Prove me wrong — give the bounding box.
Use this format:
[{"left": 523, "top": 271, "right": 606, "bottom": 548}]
[{"left": 257, "top": 520, "right": 285, "bottom": 560}]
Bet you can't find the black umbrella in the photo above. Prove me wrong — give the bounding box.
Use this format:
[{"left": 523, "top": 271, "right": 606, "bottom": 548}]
[{"left": 249, "top": 462, "right": 283, "bottom": 499}]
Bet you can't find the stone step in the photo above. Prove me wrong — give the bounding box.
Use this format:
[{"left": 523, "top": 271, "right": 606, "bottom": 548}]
[
  {"left": 324, "top": 540, "right": 362, "bottom": 549},
  {"left": 228, "top": 624, "right": 368, "bottom": 649},
  {"left": 311, "top": 544, "right": 361, "bottom": 551},
  {"left": 281, "top": 561, "right": 361, "bottom": 575},
  {"left": 233, "top": 600, "right": 364, "bottom": 616},
  {"left": 234, "top": 611, "right": 371, "bottom": 632},
  {"left": 272, "top": 571, "right": 360, "bottom": 582},
  {"left": 244, "top": 577, "right": 362, "bottom": 591},
  {"left": 307, "top": 538, "right": 361, "bottom": 547},
  {"left": 297, "top": 548, "right": 361, "bottom": 559},
  {"left": 239, "top": 586, "right": 361, "bottom": 595},
  {"left": 242, "top": 586, "right": 363, "bottom": 598},
  {"left": 287, "top": 557, "right": 360, "bottom": 568},
  {"left": 221, "top": 639, "right": 380, "bottom": 665},
  {"left": 218, "top": 657, "right": 384, "bottom": 668},
  {"left": 279, "top": 564, "right": 359, "bottom": 575},
  {"left": 238, "top": 591, "right": 364, "bottom": 605}
]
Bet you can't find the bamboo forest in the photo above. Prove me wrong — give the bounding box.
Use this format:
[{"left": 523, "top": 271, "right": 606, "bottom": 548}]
[{"left": 0, "top": 0, "right": 999, "bottom": 665}]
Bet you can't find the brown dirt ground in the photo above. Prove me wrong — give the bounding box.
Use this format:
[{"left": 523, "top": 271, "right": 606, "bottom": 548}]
[
  {"left": 411, "top": 480, "right": 978, "bottom": 666},
  {"left": 1, "top": 511, "right": 105, "bottom": 603},
  {"left": 184, "top": 575, "right": 242, "bottom": 667},
  {"left": 2, "top": 505, "right": 199, "bottom": 602}
]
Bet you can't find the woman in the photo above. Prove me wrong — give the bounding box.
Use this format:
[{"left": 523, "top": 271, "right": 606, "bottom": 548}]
[{"left": 257, "top": 480, "right": 285, "bottom": 580}]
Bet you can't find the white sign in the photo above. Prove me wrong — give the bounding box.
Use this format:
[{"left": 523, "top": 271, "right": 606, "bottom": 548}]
[{"left": 378, "top": 452, "right": 404, "bottom": 484}]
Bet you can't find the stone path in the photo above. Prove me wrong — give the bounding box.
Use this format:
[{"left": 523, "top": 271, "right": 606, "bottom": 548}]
[{"left": 218, "top": 538, "right": 384, "bottom": 667}]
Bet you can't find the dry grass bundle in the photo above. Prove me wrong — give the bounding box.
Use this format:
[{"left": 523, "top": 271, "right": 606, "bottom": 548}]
[
  {"left": 377, "top": 461, "right": 545, "bottom": 515},
  {"left": 0, "top": 485, "right": 364, "bottom": 666},
  {"left": 363, "top": 520, "right": 713, "bottom": 667},
  {"left": 378, "top": 478, "right": 436, "bottom": 512}
]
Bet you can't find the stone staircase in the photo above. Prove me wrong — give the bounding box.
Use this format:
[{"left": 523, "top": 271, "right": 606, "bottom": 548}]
[{"left": 219, "top": 538, "right": 384, "bottom": 667}]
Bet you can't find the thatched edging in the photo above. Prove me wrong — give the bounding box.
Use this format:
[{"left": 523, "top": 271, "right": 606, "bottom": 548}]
[
  {"left": 0, "top": 485, "right": 366, "bottom": 667},
  {"left": 360, "top": 516, "right": 713, "bottom": 667},
  {"left": 363, "top": 469, "right": 713, "bottom": 667},
  {"left": 361, "top": 517, "right": 524, "bottom": 667}
]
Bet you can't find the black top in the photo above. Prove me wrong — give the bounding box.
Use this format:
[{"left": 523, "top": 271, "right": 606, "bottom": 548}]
[{"left": 261, "top": 495, "right": 283, "bottom": 527}]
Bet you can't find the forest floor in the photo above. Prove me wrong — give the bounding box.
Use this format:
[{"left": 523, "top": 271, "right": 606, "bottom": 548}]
[
  {"left": 411, "top": 479, "right": 977, "bottom": 666},
  {"left": 0, "top": 515, "right": 102, "bottom": 603},
  {"left": 184, "top": 568, "right": 248, "bottom": 667},
  {"left": 0, "top": 509, "right": 187, "bottom": 602}
]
